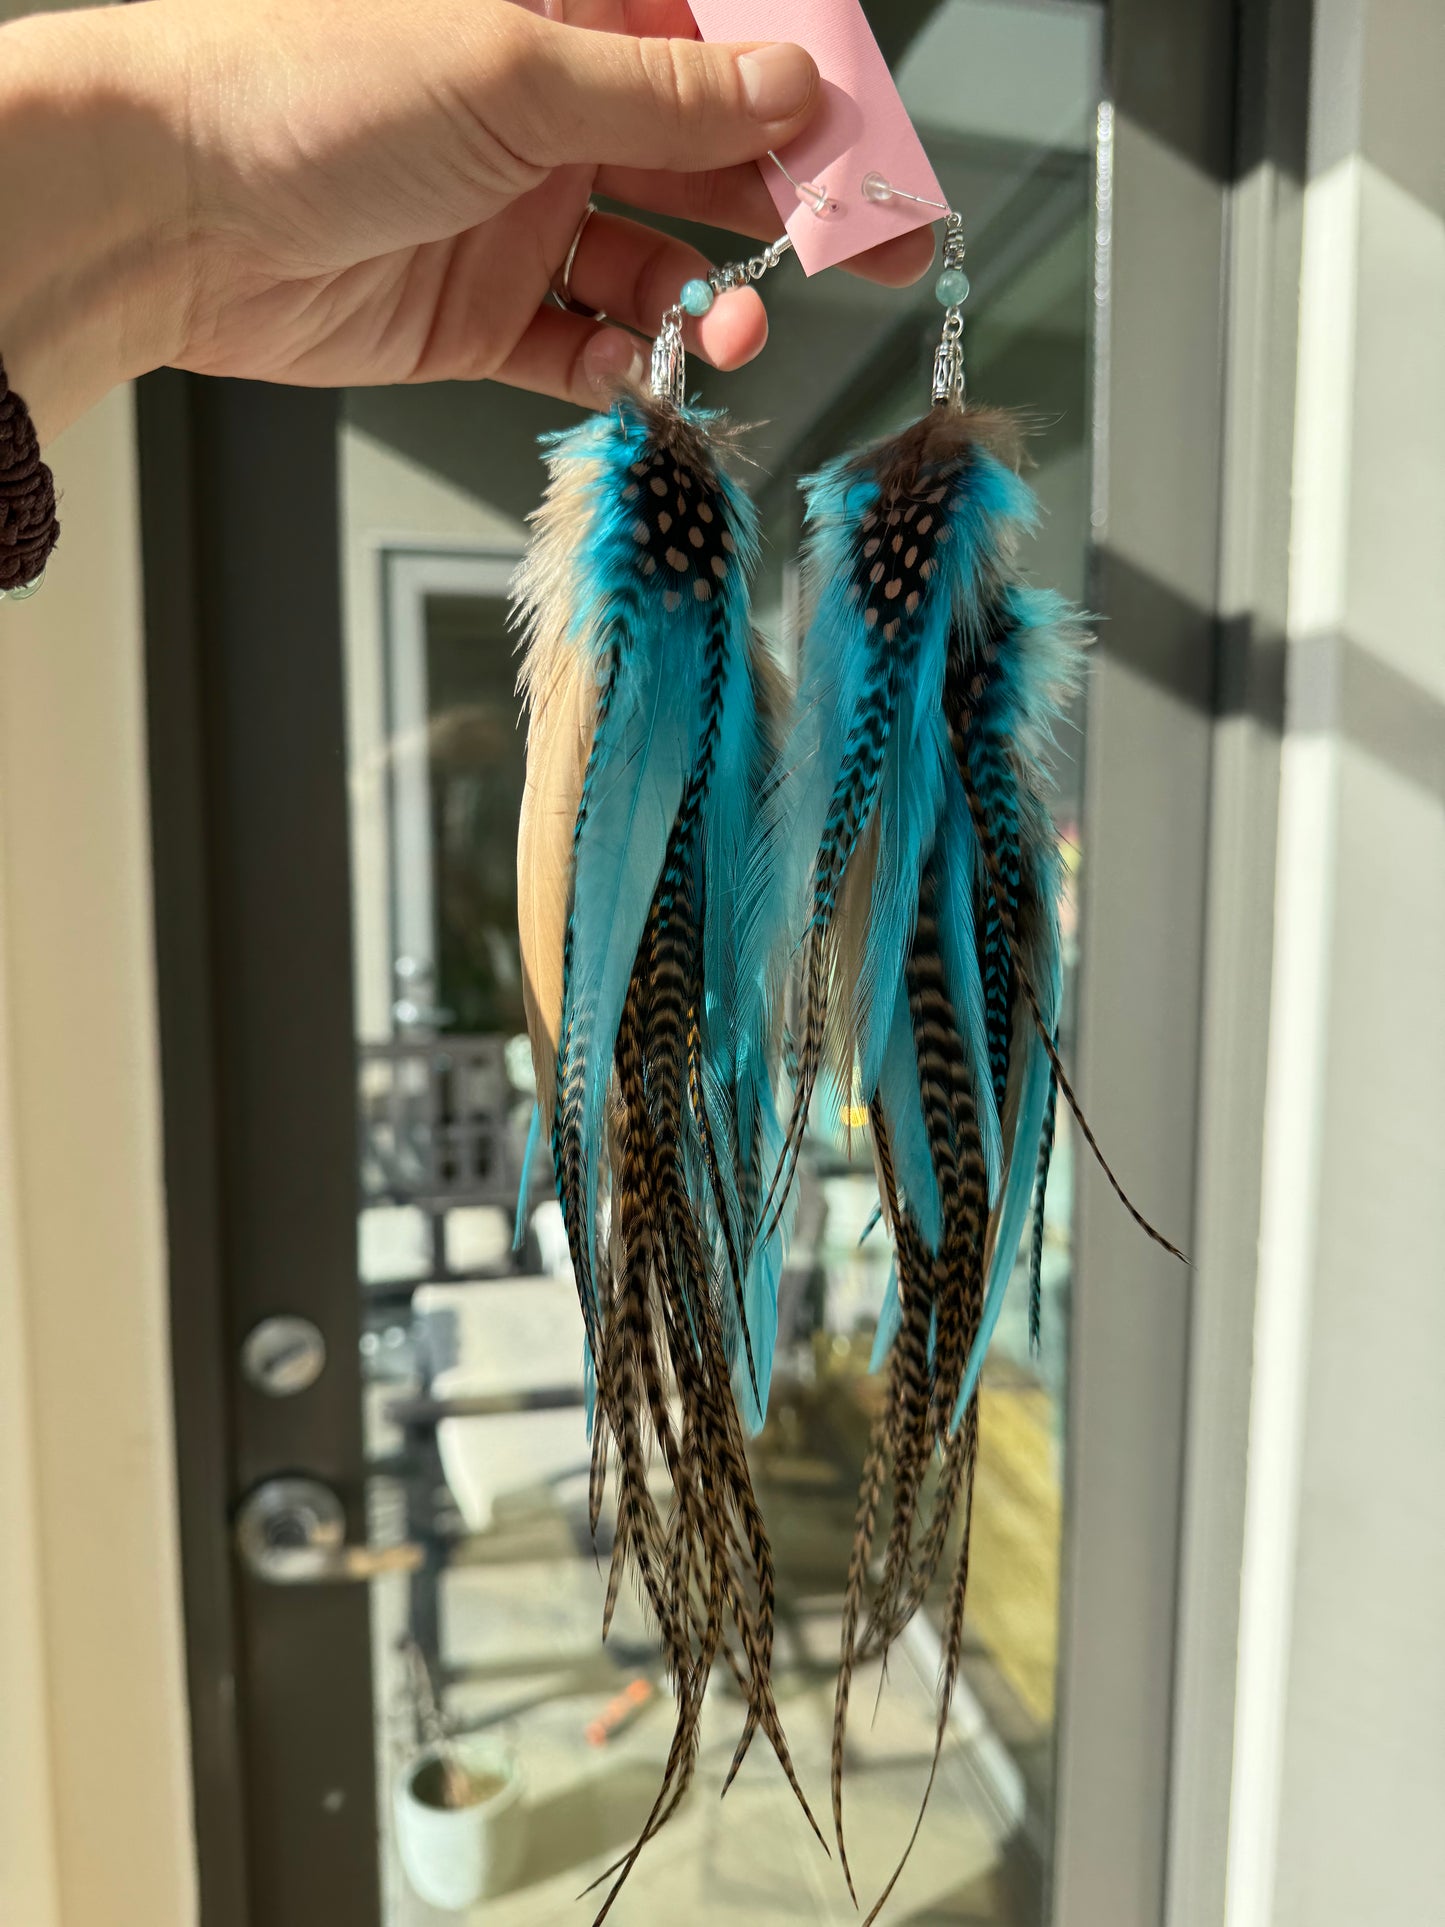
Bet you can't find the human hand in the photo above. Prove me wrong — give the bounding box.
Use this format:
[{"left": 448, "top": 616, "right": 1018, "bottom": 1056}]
[{"left": 0, "top": 0, "right": 934, "bottom": 440}]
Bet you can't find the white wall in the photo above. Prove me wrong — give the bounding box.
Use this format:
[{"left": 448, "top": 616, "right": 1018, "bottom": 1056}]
[
  {"left": 0, "top": 389, "right": 196, "bottom": 1926},
  {"left": 1228, "top": 2, "right": 1445, "bottom": 1922}
]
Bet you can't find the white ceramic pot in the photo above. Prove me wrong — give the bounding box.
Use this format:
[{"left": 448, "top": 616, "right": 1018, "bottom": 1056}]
[{"left": 394, "top": 1735, "right": 526, "bottom": 1912}]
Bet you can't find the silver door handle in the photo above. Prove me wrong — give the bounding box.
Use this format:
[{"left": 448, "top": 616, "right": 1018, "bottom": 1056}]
[{"left": 235, "top": 1476, "right": 426, "bottom": 1585}]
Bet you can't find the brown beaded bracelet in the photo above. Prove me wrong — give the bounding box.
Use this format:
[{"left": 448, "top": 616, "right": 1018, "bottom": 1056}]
[{"left": 0, "top": 356, "right": 60, "bottom": 599}]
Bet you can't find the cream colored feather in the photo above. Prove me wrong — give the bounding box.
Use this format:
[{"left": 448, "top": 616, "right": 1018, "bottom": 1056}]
[
  {"left": 517, "top": 656, "right": 593, "bottom": 1130},
  {"left": 514, "top": 453, "right": 604, "bottom": 1131}
]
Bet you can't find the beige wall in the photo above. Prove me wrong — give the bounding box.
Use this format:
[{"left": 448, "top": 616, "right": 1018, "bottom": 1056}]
[
  {"left": 0, "top": 388, "right": 195, "bottom": 1925},
  {"left": 2, "top": 0, "right": 198, "bottom": 1891}
]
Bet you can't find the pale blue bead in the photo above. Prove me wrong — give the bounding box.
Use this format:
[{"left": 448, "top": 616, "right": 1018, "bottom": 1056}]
[
  {"left": 680, "top": 278, "right": 716, "bottom": 317},
  {"left": 4, "top": 571, "right": 44, "bottom": 602},
  {"left": 934, "top": 268, "right": 971, "bottom": 307}
]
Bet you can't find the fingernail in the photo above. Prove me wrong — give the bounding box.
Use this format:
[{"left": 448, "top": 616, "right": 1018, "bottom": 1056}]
[
  {"left": 583, "top": 329, "right": 645, "bottom": 397},
  {"left": 737, "top": 44, "right": 817, "bottom": 123}
]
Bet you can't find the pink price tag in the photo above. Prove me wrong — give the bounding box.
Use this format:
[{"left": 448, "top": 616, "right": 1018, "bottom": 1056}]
[{"left": 686, "top": 0, "right": 945, "bottom": 275}]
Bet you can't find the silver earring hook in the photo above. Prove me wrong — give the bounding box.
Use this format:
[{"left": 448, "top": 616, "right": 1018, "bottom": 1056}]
[
  {"left": 649, "top": 234, "right": 796, "bottom": 407},
  {"left": 860, "top": 171, "right": 951, "bottom": 214},
  {"left": 861, "top": 174, "right": 971, "bottom": 407},
  {"left": 931, "top": 212, "right": 969, "bottom": 407}
]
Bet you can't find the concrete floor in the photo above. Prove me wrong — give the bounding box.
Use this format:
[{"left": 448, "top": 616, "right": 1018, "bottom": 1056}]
[
  {"left": 375, "top": 1366, "right": 1057, "bottom": 1927},
  {"left": 388, "top": 1554, "right": 1009, "bottom": 1925}
]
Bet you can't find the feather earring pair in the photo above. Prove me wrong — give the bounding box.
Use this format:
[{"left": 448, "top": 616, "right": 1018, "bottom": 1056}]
[{"left": 514, "top": 206, "right": 1182, "bottom": 1923}]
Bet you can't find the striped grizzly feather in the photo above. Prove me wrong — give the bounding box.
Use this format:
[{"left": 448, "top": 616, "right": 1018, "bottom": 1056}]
[{"left": 513, "top": 389, "right": 818, "bottom": 1918}]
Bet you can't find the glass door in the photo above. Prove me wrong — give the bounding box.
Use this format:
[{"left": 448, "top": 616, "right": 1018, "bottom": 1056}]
[
  {"left": 143, "top": 3, "right": 1227, "bottom": 1924},
  {"left": 341, "top": 9, "right": 1101, "bottom": 1920}
]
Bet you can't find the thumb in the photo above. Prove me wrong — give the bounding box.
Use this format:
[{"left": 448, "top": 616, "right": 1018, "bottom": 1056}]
[{"left": 491, "top": 19, "right": 820, "bottom": 173}]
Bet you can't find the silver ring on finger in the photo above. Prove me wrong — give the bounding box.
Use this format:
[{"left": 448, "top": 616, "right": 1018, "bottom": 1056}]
[{"left": 552, "top": 202, "right": 606, "bottom": 319}]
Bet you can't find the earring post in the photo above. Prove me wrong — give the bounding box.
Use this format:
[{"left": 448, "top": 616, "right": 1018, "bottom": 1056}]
[
  {"left": 861, "top": 171, "right": 952, "bottom": 215},
  {"left": 767, "top": 150, "right": 834, "bottom": 216}
]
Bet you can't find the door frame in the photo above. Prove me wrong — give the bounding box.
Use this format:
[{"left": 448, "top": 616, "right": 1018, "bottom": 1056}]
[
  {"left": 1053, "top": 3, "right": 1311, "bottom": 1923},
  {"left": 140, "top": 373, "right": 381, "bottom": 1927},
  {"left": 137, "top": 2, "right": 1308, "bottom": 1920}
]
